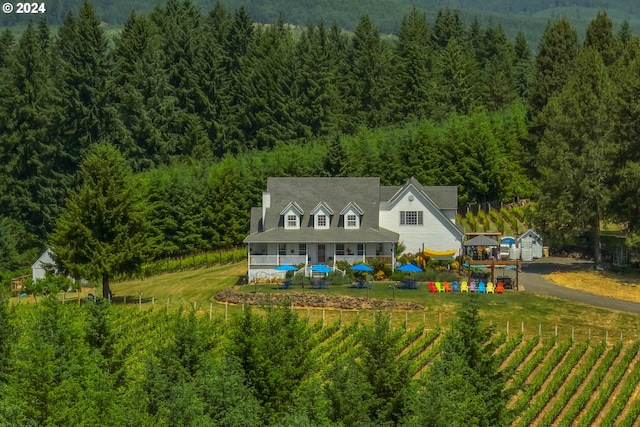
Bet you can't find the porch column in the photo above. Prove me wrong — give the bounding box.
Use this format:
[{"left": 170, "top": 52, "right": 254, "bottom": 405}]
[
  {"left": 276, "top": 244, "right": 279, "bottom": 266},
  {"left": 333, "top": 245, "right": 336, "bottom": 267},
  {"left": 247, "top": 243, "right": 251, "bottom": 280},
  {"left": 362, "top": 242, "right": 365, "bottom": 263},
  {"left": 391, "top": 243, "right": 395, "bottom": 272}
]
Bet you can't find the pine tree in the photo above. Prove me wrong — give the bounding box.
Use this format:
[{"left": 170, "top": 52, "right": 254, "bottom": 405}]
[
  {"left": 584, "top": 11, "right": 621, "bottom": 68},
  {"left": 348, "top": 15, "right": 392, "bottom": 127},
  {"left": 403, "top": 295, "right": 507, "bottom": 426},
  {"left": 514, "top": 31, "right": 534, "bottom": 100},
  {"left": 110, "top": 11, "right": 169, "bottom": 169},
  {"left": 295, "top": 23, "right": 342, "bottom": 137},
  {"left": 240, "top": 19, "right": 302, "bottom": 149},
  {"left": 53, "top": 3, "right": 119, "bottom": 179},
  {"left": 536, "top": 47, "right": 616, "bottom": 266},
  {"left": 393, "top": 7, "right": 435, "bottom": 120},
  {"left": 50, "top": 144, "right": 151, "bottom": 298},
  {"left": 609, "top": 37, "right": 640, "bottom": 247},
  {"left": 527, "top": 18, "right": 579, "bottom": 163},
  {"left": 0, "top": 21, "right": 60, "bottom": 242},
  {"left": 434, "top": 38, "right": 480, "bottom": 116},
  {"left": 432, "top": 8, "right": 466, "bottom": 50}
]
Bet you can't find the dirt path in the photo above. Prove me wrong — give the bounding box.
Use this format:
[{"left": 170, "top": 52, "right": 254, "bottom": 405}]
[{"left": 510, "top": 257, "right": 640, "bottom": 314}]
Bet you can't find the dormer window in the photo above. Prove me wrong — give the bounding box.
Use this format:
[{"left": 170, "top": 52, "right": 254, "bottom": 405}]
[
  {"left": 341, "top": 202, "right": 363, "bottom": 229},
  {"left": 311, "top": 202, "right": 333, "bottom": 229},
  {"left": 281, "top": 202, "right": 303, "bottom": 230}
]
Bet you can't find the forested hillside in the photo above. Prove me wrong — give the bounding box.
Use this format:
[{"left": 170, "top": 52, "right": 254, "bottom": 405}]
[
  {"left": 2, "top": 0, "right": 640, "bottom": 48},
  {"left": 1, "top": 0, "right": 640, "bottom": 278}
]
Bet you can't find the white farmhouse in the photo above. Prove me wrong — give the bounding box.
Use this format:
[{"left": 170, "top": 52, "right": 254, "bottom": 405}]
[{"left": 244, "top": 177, "right": 464, "bottom": 281}]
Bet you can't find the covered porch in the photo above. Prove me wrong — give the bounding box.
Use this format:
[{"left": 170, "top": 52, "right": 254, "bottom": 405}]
[{"left": 246, "top": 241, "right": 395, "bottom": 282}]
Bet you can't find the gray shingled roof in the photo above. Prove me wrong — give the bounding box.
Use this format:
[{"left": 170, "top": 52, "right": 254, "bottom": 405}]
[
  {"left": 245, "top": 177, "right": 458, "bottom": 243},
  {"left": 380, "top": 177, "right": 458, "bottom": 209},
  {"left": 255, "top": 177, "right": 381, "bottom": 233},
  {"left": 464, "top": 235, "right": 500, "bottom": 247}
]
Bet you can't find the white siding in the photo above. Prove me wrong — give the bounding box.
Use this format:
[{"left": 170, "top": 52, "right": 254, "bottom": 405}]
[{"left": 380, "top": 190, "right": 461, "bottom": 255}]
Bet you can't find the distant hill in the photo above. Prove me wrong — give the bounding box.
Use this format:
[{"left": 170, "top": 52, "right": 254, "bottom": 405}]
[{"left": 1, "top": 0, "right": 639, "bottom": 47}]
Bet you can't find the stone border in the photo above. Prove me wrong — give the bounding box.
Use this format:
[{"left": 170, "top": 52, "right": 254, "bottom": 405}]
[{"left": 213, "top": 288, "right": 425, "bottom": 311}]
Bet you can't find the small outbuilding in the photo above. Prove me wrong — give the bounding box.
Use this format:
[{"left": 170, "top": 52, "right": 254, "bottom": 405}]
[
  {"left": 464, "top": 235, "right": 500, "bottom": 260},
  {"left": 518, "top": 229, "right": 543, "bottom": 260},
  {"left": 31, "top": 249, "right": 57, "bottom": 282}
]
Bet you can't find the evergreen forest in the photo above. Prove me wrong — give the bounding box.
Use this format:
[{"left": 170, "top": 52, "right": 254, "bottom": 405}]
[{"left": 2, "top": 0, "right": 640, "bottom": 276}]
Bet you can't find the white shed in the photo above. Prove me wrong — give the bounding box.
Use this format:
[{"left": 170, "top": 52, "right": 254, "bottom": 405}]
[
  {"left": 517, "top": 229, "right": 543, "bottom": 260},
  {"left": 31, "top": 249, "right": 57, "bottom": 282}
]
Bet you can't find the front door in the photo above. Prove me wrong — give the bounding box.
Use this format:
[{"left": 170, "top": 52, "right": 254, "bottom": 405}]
[{"left": 318, "top": 244, "right": 325, "bottom": 263}]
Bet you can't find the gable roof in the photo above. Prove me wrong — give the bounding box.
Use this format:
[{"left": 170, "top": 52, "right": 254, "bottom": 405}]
[
  {"left": 518, "top": 229, "right": 543, "bottom": 242},
  {"left": 381, "top": 177, "right": 458, "bottom": 210},
  {"left": 32, "top": 248, "right": 55, "bottom": 269},
  {"left": 280, "top": 201, "right": 304, "bottom": 216},
  {"left": 310, "top": 202, "right": 334, "bottom": 216},
  {"left": 340, "top": 201, "right": 364, "bottom": 216},
  {"left": 464, "top": 235, "right": 500, "bottom": 247},
  {"left": 255, "top": 177, "right": 381, "bottom": 233}
]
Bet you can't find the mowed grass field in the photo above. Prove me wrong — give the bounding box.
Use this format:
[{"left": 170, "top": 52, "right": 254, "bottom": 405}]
[{"left": 96, "top": 262, "right": 640, "bottom": 343}]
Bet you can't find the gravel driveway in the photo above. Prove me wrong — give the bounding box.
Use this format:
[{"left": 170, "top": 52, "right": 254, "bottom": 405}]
[{"left": 508, "top": 257, "right": 640, "bottom": 314}]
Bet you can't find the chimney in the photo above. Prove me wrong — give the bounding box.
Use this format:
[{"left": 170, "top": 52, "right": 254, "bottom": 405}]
[{"left": 262, "top": 191, "right": 270, "bottom": 229}]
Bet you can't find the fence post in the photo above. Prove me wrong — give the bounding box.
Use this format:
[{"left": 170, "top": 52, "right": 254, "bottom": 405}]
[
  {"left": 209, "top": 303, "right": 212, "bottom": 320},
  {"left": 225, "top": 302, "right": 228, "bottom": 321},
  {"left": 539, "top": 324, "right": 541, "bottom": 337},
  {"left": 555, "top": 325, "right": 558, "bottom": 337},
  {"left": 405, "top": 312, "right": 408, "bottom": 330},
  {"left": 152, "top": 297, "right": 155, "bottom": 308},
  {"left": 620, "top": 332, "right": 623, "bottom": 342},
  {"left": 606, "top": 330, "right": 608, "bottom": 344},
  {"left": 139, "top": 293, "right": 142, "bottom": 311},
  {"left": 193, "top": 301, "right": 196, "bottom": 311},
  {"left": 521, "top": 321, "right": 524, "bottom": 334},
  {"left": 340, "top": 310, "right": 342, "bottom": 323},
  {"left": 588, "top": 328, "right": 591, "bottom": 340},
  {"left": 322, "top": 309, "right": 325, "bottom": 328},
  {"left": 166, "top": 297, "right": 169, "bottom": 312},
  {"left": 124, "top": 295, "right": 127, "bottom": 305},
  {"left": 506, "top": 321, "right": 509, "bottom": 336},
  {"left": 572, "top": 326, "right": 574, "bottom": 342}
]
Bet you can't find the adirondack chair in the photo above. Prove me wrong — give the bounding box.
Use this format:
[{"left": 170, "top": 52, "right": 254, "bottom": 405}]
[
  {"left": 460, "top": 281, "right": 469, "bottom": 292},
  {"left": 469, "top": 281, "right": 477, "bottom": 292},
  {"left": 443, "top": 281, "right": 452, "bottom": 292},
  {"left": 436, "top": 282, "right": 445, "bottom": 293},
  {"left": 429, "top": 282, "right": 438, "bottom": 293},
  {"left": 496, "top": 282, "right": 505, "bottom": 294},
  {"left": 486, "top": 282, "right": 495, "bottom": 294},
  {"left": 452, "top": 281, "right": 460, "bottom": 292},
  {"left": 477, "top": 281, "right": 486, "bottom": 293}
]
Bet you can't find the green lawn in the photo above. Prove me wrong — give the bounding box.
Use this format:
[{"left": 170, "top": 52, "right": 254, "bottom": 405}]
[{"left": 100, "top": 262, "right": 640, "bottom": 342}]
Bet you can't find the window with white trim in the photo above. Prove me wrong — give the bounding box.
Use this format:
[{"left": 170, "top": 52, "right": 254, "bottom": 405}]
[
  {"left": 336, "top": 244, "right": 345, "bottom": 256},
  {"left": 287, "top": 214, "right": 297, "bottom": 227},
  {"left": 279, "top": 243, "right": 286, "bottom": 255},
  {"left": 299, "top": 243, "right": 307, "bottom": 255},
  {"left": 317, "top": 214, "right": 327, "bottom": 227},
  {"left": 357, "top": 243, "right": 364, "bottom": 256},
  {"left": 400, "top": 211, "right": 423, "bottom": 225},
  {"left": 347, "top": 214, "right": 357, "bottom": 227}
]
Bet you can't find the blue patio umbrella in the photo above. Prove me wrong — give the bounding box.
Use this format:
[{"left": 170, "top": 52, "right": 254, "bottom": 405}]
[
  {"left": 274, "top": 264, "right": 298, "bottom": 271},
  {"left": 351, "top": 263, "right": 374, "bottom": 272},
  {"left": 310, "top": 264, "right": 332, "bottom": 274},
  {"left": 397, "top": 263, "right": 423, "bottom": 273}
]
